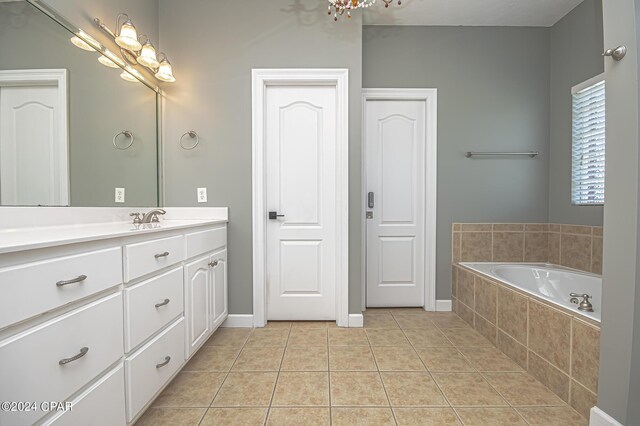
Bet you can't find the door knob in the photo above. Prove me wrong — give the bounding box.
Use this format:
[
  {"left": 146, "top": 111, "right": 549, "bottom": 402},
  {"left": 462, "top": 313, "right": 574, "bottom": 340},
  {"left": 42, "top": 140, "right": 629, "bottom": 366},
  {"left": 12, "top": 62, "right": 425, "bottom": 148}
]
[
  {"left": 268, "top": 211, "right": 285, "bottom": 220},
  {"left": 603, "top": 45, "right": 626, "bottom": 61}
]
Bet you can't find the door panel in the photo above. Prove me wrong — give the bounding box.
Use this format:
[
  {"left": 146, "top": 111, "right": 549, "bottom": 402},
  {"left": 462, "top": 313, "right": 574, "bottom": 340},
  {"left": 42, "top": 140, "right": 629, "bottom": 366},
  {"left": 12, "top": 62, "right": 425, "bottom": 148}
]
[
  {"left": 266, "top": 85, "right": 336, "bottom": 320},
  {"left": 366, "top": 100, "right": 426, "bottom": 307},
  {"left": 184, "top": 256, "right": 211, "bottom": 357},
  {"left": 0, "top": 84, "right": 65, "bottom": 206},
  {"left": 211, "top": 250, "right": 228, "bottom": 328}
]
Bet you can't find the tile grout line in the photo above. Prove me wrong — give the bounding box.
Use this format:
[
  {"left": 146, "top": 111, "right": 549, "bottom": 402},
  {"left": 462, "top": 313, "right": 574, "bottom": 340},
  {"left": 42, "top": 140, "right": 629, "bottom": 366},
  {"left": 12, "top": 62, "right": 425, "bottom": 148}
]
[
  {"left": 394, "top": 313, "right": 463, "bottom": 424},
  {"left": 197, "top": 329, "right": 253, "bottom": 426},
  {"left": 373, "top": 313, "right": 399, "bottom": 426},
  {"left": 263, "top": 324, "right": 292, "bottom": 426}
]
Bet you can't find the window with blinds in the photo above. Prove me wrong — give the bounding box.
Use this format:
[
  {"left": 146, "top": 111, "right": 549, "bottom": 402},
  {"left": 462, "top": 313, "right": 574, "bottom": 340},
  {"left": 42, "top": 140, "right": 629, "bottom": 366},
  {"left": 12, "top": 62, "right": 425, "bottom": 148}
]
[{"left": 571, "top": 76, "right": 605, "bottom": 205}]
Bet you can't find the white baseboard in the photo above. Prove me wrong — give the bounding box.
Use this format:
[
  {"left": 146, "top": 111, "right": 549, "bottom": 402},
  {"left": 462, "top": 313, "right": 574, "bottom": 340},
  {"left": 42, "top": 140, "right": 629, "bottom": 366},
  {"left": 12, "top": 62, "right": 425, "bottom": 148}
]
[
  {"left": 590, "top": 407, "right": 623, "bottom": 426},
  {"left": 348, "top": 314, "right": 364, "bottom": 328},
  {"left": 436, "top": 300, "right": 452, "bottom": 312},
  {"left": 221, "top": 314, "right": 254, "bottom": 328}
]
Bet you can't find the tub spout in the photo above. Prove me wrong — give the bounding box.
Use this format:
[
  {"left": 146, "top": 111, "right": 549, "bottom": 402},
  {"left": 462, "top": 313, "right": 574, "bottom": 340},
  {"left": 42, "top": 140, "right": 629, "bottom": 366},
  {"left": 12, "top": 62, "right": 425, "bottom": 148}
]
[{"left": 569, "top": 293, "right": 593, "bottom": 312}]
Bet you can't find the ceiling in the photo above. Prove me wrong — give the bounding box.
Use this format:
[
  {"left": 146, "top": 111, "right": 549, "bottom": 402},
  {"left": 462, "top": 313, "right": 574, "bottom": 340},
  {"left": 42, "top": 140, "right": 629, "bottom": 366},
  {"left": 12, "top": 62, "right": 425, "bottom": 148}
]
[{"left": 362, "top": 0, "right": 585, "bottom": 27}]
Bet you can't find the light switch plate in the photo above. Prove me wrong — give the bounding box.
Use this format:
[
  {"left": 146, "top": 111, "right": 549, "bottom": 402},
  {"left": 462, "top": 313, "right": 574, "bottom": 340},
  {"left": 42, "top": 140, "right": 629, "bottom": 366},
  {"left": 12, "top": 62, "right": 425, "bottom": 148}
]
[
  {"left": 197, "top": 187, "right": 207, "bottom": 203},
  {"left": 115, "top": 188, "right": 125, "bottom": 203}
]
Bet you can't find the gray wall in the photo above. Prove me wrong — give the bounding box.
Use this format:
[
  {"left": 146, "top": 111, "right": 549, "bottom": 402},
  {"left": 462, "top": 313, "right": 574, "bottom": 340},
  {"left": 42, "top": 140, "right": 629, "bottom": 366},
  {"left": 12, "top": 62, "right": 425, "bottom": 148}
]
[
  {"left": 158, "top": 0, "right": 363, "bottom": 314},
  {"left": 363, "top": 26, "right": 551, "bottom": 299},
  {"left": 1, "top": 1, "right": 158, "bottom": 207},
  {"left": 549, "top": 0, "right": 604, "bottom": 226},
  {"left": 597, "top": 0, "right": 640, "bottom": 423}
]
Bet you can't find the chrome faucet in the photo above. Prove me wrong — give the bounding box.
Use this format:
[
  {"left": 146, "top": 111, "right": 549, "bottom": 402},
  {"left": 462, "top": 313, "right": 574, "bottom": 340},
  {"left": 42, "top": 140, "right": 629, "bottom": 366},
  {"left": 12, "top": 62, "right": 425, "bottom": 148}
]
[
  {"left": 141, "top": 209, "right": 166, "bottom": 224},
  {"left": 569, "top": 293, "right": 593, "bottom": 312}
]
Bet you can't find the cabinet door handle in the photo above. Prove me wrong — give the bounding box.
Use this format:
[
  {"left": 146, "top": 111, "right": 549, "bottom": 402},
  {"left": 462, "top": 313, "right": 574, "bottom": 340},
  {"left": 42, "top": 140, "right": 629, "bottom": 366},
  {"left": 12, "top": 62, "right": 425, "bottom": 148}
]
[
  {"left": 155, "top": 298, "right": 170, "bottom": 308},
  {"left": 56, "top": 275, "right": 87, "bottom": 287},
  {"left": 208, "top": 260, "right": 219, "bottom": 267},
  {"left": 156, "top": 356, "right": 171, "bottom": 368},
  {"left": 154, "top": 251, "right": 170, "bottom": 259},
  {"left": 59, "top": 347, "right": 89, "bottom": 365}
]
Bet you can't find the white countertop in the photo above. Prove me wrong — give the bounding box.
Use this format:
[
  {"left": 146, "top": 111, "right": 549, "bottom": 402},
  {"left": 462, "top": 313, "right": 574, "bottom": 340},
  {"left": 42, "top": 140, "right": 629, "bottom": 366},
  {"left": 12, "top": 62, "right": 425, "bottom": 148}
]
[{"left": 0, "top": 207, "right": 228, "bottom": 254}]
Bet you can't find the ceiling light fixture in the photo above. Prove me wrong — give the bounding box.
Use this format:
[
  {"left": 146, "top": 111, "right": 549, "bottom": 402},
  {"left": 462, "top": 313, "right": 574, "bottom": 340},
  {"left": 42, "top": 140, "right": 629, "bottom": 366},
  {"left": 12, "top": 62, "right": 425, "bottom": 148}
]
[
  {"left": 94, "top": 13, "right": 176, "bottom": 83},
  {"left": 328, "top": 0, "right": 401, "bottom": 21}
]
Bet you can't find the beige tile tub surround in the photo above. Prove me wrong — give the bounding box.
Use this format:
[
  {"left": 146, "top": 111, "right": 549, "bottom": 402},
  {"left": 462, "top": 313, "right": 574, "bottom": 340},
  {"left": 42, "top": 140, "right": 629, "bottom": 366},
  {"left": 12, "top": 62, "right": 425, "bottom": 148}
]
[
  {"left": 452, "top": 264, "right": 600, "bottom": 419},
  {"left": 136, "top": 311, "right": 587, "bottom": 425},
  {"left": 452, "top": 223, "right": 603, "bottom": 274}
]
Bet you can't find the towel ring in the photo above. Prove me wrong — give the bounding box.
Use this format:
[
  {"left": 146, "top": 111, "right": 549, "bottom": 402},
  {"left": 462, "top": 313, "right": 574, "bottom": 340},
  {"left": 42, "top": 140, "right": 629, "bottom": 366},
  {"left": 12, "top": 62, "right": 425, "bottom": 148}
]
[
  {"left": 113, "top": 130, "right": 134, "bottom": 150},
  {"left": 179, "top": 131, "right": 199, "bottom": 150}
]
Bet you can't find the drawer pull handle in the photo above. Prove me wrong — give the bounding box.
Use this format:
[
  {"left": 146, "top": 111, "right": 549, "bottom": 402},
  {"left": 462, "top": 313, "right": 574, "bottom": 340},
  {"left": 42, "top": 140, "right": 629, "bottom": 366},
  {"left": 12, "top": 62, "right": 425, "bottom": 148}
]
[
  {"left": 156, "top": 356, "right": 171, "bottom": 368},
  {"left": 154, "top": 251, "right": 170, "bottom": 259},
  {"left": 208, "top": 260, "right": 219, "bottom": 267},
  {"left": 155, "top": 298, "right": 170, "bottom": 308},
  {"left": 56, "top": 275, "right": 87, "bottom": 287},
  {"left": 59, "top": 347, "right": 89, "bottom": 365}
]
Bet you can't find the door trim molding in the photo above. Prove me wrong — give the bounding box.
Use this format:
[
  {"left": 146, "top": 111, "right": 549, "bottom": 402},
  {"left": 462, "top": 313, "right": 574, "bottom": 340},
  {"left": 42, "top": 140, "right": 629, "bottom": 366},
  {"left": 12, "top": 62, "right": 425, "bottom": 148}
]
[
  {"left": 251, "top": 69, "right": 349, "bottom": 327},
  {"left": 0, "top": 69, "right": 69, "bottom": 206},
  {"left": 361, "top": 88, "right": 438, "bottom": 311}
]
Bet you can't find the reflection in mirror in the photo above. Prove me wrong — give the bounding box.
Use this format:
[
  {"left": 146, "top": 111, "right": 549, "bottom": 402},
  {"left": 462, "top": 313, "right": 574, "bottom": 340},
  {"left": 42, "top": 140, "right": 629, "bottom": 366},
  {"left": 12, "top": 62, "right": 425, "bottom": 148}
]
[{"left": 0, "top": 1, "right": 159, "bottom": 207}]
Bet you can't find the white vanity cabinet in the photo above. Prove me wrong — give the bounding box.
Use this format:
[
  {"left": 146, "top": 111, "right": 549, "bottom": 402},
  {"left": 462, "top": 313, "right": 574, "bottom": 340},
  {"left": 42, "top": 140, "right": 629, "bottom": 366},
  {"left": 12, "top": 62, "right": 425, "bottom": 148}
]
[{"left": 0, "top": 212, "right": 228, "bottom": 426}]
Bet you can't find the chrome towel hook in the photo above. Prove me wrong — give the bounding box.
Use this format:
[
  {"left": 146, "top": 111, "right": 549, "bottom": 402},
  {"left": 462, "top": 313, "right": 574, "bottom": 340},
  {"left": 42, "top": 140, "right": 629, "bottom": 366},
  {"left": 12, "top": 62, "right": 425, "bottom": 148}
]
[
  {"left": 179, "top": 131, "right": 199, "bottom": 150},
  {"left": 113, "top": 130, "right": 134, "bottom": 150}
]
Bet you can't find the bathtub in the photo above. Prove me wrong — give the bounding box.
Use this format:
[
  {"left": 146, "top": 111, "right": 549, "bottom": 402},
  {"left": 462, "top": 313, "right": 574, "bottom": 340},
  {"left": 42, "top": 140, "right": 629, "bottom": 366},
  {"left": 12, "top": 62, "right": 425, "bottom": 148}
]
[{"left": 459, "top": 263, "right": 601, "bottom": 322}]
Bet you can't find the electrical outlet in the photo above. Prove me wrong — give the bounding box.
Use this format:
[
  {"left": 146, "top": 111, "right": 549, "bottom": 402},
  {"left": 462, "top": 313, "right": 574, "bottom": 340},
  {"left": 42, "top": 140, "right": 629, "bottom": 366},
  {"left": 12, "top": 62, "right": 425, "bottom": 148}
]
[
  {"left": 197, "top": 187, "right": 207, "bottom": 203},
  {"left": 115, "top": 188, "right": 125, "bottom": 203}
]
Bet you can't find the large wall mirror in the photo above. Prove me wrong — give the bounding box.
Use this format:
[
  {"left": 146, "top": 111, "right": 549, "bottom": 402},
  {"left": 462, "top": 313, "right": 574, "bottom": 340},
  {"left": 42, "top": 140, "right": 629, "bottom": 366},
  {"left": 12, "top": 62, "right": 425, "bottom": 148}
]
[{"left": 0, "top": 1, "right": 159, "bottom": 207}]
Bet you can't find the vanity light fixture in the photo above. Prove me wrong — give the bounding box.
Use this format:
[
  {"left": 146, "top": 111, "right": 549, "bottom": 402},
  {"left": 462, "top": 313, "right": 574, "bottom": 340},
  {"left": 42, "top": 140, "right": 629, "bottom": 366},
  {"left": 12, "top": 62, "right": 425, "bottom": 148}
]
[
  {"left": 98, "top": 55, "right": 120, "bottom": 68},
  {"left": 120, "top": 68, "right": 142, "bottom": 83},
  {"left": 154, "top": 53, "right": 175, "bottom": 83},
  {"left": 70, "top": 35, "right": 94, "bottom": 51},
  {"left": 137, "top": 39, "right": 160, "bottom": 69},
  {"left": 94, "top": 14, "right": 176, "bottom": 83},
  {"left": 70, "top": 31, "right": 98, "bottom": 51},
  {"left": 114, "top": 14, "right": 142, "bottom": 51}
]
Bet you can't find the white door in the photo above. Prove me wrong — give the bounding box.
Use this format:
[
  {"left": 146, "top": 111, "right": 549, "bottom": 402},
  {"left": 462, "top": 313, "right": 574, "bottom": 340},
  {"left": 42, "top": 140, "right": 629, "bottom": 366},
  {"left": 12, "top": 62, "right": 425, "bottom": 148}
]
[
  {"left": 366, "top": 99, "right": 427, "bottom": 307},
  {"left": 184, "top": 256, "right": 211, "bottom": 357},
  {"left": 0, "top": 84, "right": 67, "bottom": 206},
  {"left": 265, "top": 85, "right": 337, "bottom": 320}
]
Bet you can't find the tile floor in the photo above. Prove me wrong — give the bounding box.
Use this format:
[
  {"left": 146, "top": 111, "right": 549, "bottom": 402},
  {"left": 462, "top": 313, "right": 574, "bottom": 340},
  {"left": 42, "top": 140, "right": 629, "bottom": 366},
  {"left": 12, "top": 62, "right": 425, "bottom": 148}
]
[{"left": 136, "top": 309, "right": 587, "bottom": 425}]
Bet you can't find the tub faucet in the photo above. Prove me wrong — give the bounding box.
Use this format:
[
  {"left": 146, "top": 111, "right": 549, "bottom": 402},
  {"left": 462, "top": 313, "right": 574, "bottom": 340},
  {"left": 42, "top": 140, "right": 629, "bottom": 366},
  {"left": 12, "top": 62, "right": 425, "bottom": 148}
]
[
  {"left": 569, "top": 293, "right": 593, "bottom": 312},
  {"left": 141, "top": 209, "right": 166, "bottom": 224}
]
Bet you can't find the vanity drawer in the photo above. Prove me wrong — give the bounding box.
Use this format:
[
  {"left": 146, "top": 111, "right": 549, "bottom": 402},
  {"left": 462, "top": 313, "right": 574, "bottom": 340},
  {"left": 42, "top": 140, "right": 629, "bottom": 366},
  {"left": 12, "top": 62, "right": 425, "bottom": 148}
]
[
  {"left": 124, "top": 235, "right": 185, "bottom": 281},
  {"left": 0, "top": 293, "right": 124, "bottom": 426},
  {"left": 124, "top": 267, "right": 184, "bottom": 352},
  {"left": 45, "top": 364, "right": 126, "bottom": 426},
  {"left": 186, "top": 226, "right": 226, "bottom": 258},
  {"left": 125, "top": 317, "right": 185, "bottom": 422},
  {"left": 0, "top": 246, "right": 122, "bottom": 329}
]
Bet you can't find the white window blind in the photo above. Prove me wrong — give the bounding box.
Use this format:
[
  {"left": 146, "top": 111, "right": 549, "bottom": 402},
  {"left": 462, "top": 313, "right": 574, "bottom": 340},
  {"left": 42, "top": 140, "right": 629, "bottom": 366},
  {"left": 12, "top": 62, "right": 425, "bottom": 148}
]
[{"left": 572, "top": 77, "right": 605, "bottom": 205}]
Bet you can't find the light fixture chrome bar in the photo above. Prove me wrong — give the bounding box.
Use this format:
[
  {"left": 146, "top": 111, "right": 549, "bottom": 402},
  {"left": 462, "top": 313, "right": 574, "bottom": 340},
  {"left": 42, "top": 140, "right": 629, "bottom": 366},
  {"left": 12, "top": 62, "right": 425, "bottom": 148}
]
[
  {"left": 464, "top": 151, "right": 540, "bottom": 158},
  {"left": 93, "top": 17, "right": 116, "bottom": 39}
]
